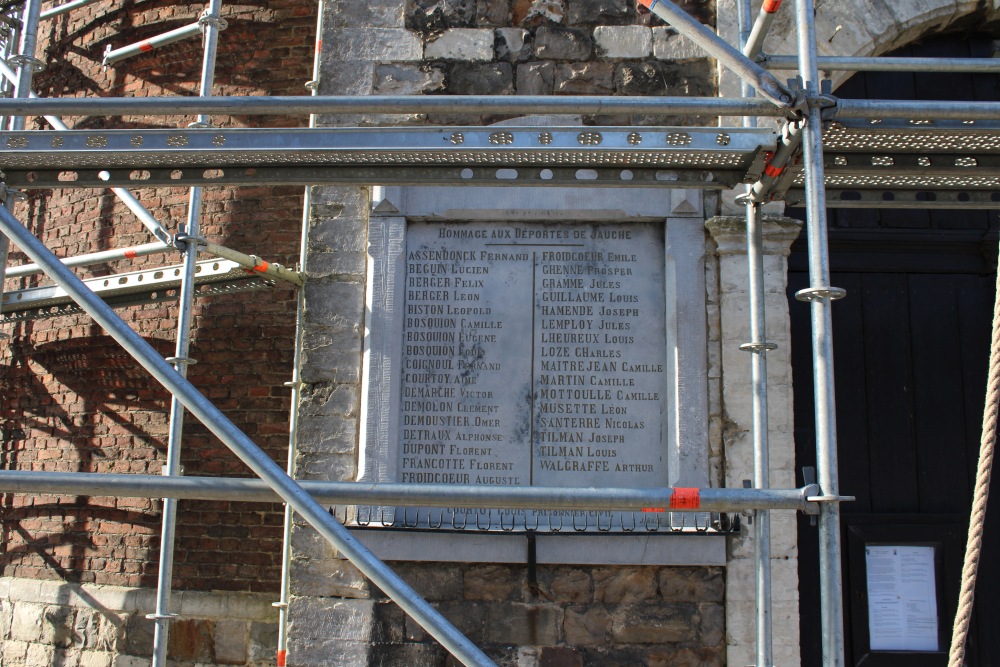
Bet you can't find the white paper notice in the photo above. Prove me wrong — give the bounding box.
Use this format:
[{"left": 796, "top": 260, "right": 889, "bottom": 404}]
[{"left": 866, "top": 545, "right": 939, "bottom": 651}]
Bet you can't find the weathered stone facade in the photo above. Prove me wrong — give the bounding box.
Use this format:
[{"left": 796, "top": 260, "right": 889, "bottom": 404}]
[
  {"left": 5, "top": 0, "right": 1000, "bottom": 663},
  {"left": 288, "top": 562, "right": 725, "bottom": 665},
  {"left": 0, "top": 577, "right": 277, "bottom": 666},
  {"left": 705, "top": 216, "right": 801, "bottom": 667}
]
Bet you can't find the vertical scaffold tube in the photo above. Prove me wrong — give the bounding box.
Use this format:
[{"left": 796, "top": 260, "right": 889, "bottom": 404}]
[
  {"left": 2, "top": 0, "right": 44, "bottom": 326},
  {"left": 737, "top": 0, "right": 773, "bottom": 663},
  {"left": 150, "top": 1, "right": 224, "bottom": 664},
  {"left": 794, "top": 0, "right": 846, "bottom": 665},
  {"left": 275, "top": 3, "right": 325, "bottom": 663},
  {"left": 747, "top": 202, "right": 773, "bottom": 667}
]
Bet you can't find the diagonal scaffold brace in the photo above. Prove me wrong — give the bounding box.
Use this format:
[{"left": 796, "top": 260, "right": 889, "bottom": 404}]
[{"left": 636, "top": 0, "right": 795, "bottom": 109}]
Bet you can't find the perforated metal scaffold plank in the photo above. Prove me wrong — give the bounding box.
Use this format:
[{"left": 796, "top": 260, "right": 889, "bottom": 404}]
[
  {"left": 781, "top": 119, "right": 1000, "bottom": 208},
  {"left": 5, "top": 122, "right": 1000, "bottom": 205},
  {"left": 0, "top": 126, "right": 775, "bottom": 189},
  {"left": 1, "top": 259, "right": 275, "bottom": 322}
]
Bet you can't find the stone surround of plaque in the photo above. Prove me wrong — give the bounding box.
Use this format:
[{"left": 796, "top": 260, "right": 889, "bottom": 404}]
[{"left": 367, "top": 220, "right": 667, "bottom": 531}]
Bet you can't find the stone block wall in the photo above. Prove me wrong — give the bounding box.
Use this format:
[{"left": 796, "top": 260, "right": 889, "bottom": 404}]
[
  {"left": 288, "top": 562, "right": 724, "bottom": 666},
  {"left": 0, "top": 577, "right": 278, "bottom": 666},
  {"left": 323, "top": 0, "right": 717, "bottom": 125}
]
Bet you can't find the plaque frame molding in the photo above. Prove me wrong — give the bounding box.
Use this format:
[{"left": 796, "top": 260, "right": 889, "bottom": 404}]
[{"left": 355, "top": 184, "right": 719, "bottom": 564}]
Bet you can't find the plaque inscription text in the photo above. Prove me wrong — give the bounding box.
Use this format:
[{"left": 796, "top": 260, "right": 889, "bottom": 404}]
[{"left": 398, "top": 221, "right": 666, "bottom": 528}]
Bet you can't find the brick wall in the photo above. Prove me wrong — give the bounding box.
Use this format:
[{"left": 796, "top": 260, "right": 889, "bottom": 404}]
[{"left": 0, "top": 0, "right": 314, "bottom": 594}]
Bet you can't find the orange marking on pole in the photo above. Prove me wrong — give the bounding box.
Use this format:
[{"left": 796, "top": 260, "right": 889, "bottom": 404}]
[
  {"left": 316, "top": 39, "right": 322, "bottom": 53},
  {"left": 636, "top": 0, "right": 655, "bottom": 8},
  {"left": 139, "top": 42, "right": 154, "bottom": 52},
  {"left": 763, "top": 162, "right": 784, "bottom": 178},
  {"left": 762, "top": 0, "right": 782, "bottom": 13},
  {"left": 277, "top": 649, "right": 287, "bottom": 666},
  {"left": 254, "top": 260, "right": 269, "bottom": 273},
  {"left": 124, "top": 250, "right": 137, "bottom": 259},
  {"left": 669, "top": 488, "right": 701, "bottom": 509}
]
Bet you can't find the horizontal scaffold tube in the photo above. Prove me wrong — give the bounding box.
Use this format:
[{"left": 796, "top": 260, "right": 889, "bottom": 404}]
[
  {"left": 40, "top": 0, "right": 103, "bottom": 19},
  {"left": 103, "top": 21, "right": 206, "bottom": 67},
  {"left": 0, "top": 95, "right": 791, "bottom": 117},
  {"left": 0, "top": 471, "right": 821, "bottom": 514},
  {"left": 5, "top": 241, "right": 172, "bottom": 278},
  {"left": 197, "top": 239, "right": 304, "bottom": 286},
  {"left": 763, "top": 55, "right": 1000, "bottom": 73},
  {"left": 836, "top": 99, "right": 1000, "bottom": 121}
]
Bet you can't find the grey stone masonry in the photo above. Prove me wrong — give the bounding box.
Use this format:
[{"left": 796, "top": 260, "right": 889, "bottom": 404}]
[
  {"left": 0, "top": 577, "right": 277, "bottom": 666},
  {"left": 424, "top": 28, "right": 494, "bottom": 60},
  {"left": 705, "top": 215, "right": 803, "bottom": 667},
  {"left": 533, "top": 26, "right": 593, "bottom": 60},
  {"left": 495, "top": 27, "right": 532, "bottom": 61},
  {"left": 594, "top": 25, "right": 653, "bottom": 58},
  {"left": 287, "top": 563, "right": 725, "bottom": 666},
  {"left": 652, "top": 27, "right": 703, "bottom": 60}
]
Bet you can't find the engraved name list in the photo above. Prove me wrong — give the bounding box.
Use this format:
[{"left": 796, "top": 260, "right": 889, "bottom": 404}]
[{"left": 398, "top": 221, "right": 667, "bottom": 529}]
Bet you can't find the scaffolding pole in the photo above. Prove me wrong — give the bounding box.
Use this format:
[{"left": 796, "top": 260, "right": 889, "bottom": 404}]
[
  {"left": 834, "top": 98, "right": 1000, "bottom": 120},
  {"left": 746, "top": 201, "right": 774, "bottom": 667},
  {"left": 737, "top": 0, "right": 774, "bottom": 662},
  {"left": 275, "top": 2, "right": 324, "bottom": 661},
  {"left": 40, "top": 0, "right": 103, "bottom": 20},
  {"left": 637, "top": 0, "right": 792, "bottom": 108},
  {"left": 794, "top": 0, "right": 846, "bottom": 665},
  {"left": 5, "top": 241, "right": 172, "bottom": 277},
  {"left": 1, "top": 0, "right": 43, "bottom": 330},
  {"left": 103, "top": 20, "right": 206, "bottom": 67},
  {"left": 0, "top": 470, "right": 820, "bottom": 512},
  {"left": 4, "top": 93, "right": 1000, "bottom": 121},
  {"left": 0, "top": 94, "right": 788, "bottom": 117},
  {"left": 0, "top": 203, "right": 497, "bottom": 666},
  {"left": 744, "top": 0, "right": 782, "bottom": 61},
  {"left": 763, "top": 54, "right": 1000, "bottom": 73},
  {"left": 149, "top": 1, "right": 223, "bottom": 662}
]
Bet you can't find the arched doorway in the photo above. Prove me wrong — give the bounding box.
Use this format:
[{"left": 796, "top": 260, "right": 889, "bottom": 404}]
[{"left": 790, "top": 32, "right": 1000, "bottom": 666}]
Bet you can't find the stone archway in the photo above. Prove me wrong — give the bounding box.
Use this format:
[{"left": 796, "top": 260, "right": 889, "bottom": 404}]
[{"left": 718, "top": 0, "right": 1000, "bottom": 95}]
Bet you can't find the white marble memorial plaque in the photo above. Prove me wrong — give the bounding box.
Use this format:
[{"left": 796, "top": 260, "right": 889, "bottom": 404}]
[{"left": 392, "top": 221, "right": 667, "bottom": 530}]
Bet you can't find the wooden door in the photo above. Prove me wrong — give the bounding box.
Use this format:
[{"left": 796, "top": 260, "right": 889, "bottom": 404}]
[{"left": 790, "top": 33, "right": 1000, "bottom": 665}]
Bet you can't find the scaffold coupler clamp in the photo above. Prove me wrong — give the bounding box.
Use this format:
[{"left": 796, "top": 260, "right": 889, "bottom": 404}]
[
  {"left": 811, "top": 83, "right": 839, "bottom": 122},
  {"left": 798, "top": 484, "right": 822, "bottom": 515},
  {"left": 805, "top": 492, "right": 856, "bottom": 515},
  {"left": 1, "top": 184, "right": 27, "bottom": 203},
  {"left": 173, "top": 227, "right": 207, "bottom": 252}
]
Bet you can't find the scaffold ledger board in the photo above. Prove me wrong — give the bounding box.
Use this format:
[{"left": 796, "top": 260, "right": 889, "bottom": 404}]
[
  {"left": 0, "top": 127, "right": 775, "bottom": 188},
  {"left": 1, "top": 259, "right": 275, "bottom": 322},
  {"left": 779, "top": 119, "right": 1000, "bottom": 206}
]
